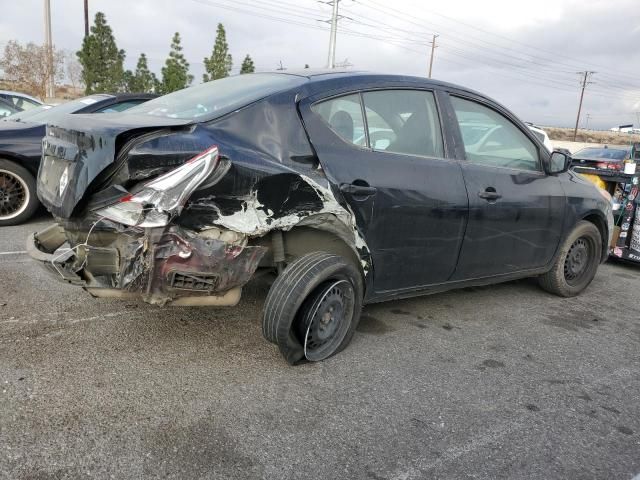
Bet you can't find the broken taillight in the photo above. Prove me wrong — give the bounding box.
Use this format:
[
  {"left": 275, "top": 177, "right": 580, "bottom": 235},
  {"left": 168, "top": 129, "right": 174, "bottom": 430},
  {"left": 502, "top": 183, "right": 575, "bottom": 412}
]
[{"left": 96, "top": 146, "right": 219, "bottom": 227}]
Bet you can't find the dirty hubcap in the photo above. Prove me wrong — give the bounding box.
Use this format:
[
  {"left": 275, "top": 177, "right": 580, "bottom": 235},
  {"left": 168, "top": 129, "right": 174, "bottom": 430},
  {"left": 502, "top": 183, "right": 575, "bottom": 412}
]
[
  {"left": 299, "top": 279, "right": 355, "bottom": 362},
  {"left": 564, "top": 237, "right": 591, "bottom": 284},
  {"left": 0, "top": 170, "right": 29, "bottom": 220}
]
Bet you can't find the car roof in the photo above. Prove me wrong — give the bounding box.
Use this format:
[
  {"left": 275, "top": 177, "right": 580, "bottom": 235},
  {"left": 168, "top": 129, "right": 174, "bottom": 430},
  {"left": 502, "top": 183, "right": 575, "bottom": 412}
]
[
  {"left": 0, "top": 90, "right": 43, "bottom": 104},
  {"left": 262, "top": 70, "right": 487, "bottom": 98}
]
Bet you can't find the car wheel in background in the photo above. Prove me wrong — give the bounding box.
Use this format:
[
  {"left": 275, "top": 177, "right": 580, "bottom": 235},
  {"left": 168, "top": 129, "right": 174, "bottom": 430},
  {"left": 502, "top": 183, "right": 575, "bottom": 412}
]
[
  {"left": 538, "top": 221, "right": 602, "bottom": 297},
  {"left": 0, "top": 160, "right": 39, "bottom": 226},
  {"left": 262, "top": 252, "right": 364, "bottom": 364}
]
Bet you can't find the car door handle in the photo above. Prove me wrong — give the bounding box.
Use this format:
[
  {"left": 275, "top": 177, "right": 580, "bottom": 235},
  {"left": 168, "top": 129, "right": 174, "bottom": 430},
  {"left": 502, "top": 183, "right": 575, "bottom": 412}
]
[
  {"left": 340, "top": 183, "right": 377, "bottom": 197},
  {"left": 478, "top": 189, "right": 502, "bottom": 201}
]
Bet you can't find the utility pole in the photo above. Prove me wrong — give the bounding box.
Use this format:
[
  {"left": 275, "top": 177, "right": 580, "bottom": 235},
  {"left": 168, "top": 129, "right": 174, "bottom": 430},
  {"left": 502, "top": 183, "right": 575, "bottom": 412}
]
[
  {"left": 84, "top": 0, "right": 89, "bottom": 37},
  {"left": 43, "top": 0, "right": 55, "bottom": 99},
  {"left": 276, "top": 60, "right": 286, "bottom": 71},
  {"left": 428, "top": 34, "right": 438, "bottom": 78},
  {"left": 326, "top": 0, "right": 339, "bottom": 68},
  {"left": 573, "top": 71, "right": 595, "bottom": 141},
  {"left": 585, "top": 113, "right": 591, "bottom": 130}
]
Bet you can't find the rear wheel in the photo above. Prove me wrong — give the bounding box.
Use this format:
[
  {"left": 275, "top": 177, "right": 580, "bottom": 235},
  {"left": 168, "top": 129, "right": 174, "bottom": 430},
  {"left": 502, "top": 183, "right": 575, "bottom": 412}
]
[
  {"left": 262, "top": 252, "right": 363, "bottom": 364},
  {"left": 0, "top": 160, "right": 39, "bottom": 226},
  {"left": 538, "top": 221, "right": 602, "bottom": 297}
]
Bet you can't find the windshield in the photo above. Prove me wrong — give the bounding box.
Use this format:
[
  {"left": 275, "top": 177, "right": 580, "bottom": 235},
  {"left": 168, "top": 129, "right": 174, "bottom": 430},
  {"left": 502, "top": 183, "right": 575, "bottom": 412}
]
[
  {"left": 574, "top": 147, "right": 629, "bottom": 160},
  {"left": 11, "top": 95, "right": 112, "bottom": 124},
  {"left": 123, "top": 73, "right": 307, "bottom": 120}
]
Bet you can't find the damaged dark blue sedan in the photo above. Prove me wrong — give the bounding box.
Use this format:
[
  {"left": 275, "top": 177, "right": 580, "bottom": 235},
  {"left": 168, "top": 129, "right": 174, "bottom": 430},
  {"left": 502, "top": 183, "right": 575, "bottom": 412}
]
[{"left": 28, "top": 71, "right": 613, "bottom": 364}]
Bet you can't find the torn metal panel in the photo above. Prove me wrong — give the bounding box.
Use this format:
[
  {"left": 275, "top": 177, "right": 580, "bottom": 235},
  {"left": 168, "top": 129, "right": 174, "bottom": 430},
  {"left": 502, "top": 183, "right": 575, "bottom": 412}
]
[{"left": 181, "top": 170, "right": 372, "bottom": 275}]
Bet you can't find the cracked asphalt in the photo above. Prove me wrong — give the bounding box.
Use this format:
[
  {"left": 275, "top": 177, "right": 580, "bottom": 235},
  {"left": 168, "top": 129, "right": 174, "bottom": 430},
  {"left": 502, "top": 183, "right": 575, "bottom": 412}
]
[{"left": 1, "top": 214, "right": 639, "bottom": 479}]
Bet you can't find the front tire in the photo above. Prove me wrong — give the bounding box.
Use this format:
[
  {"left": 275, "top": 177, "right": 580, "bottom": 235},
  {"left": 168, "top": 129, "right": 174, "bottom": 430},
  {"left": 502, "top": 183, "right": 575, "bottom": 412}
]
[
  {"left": 262, "top": 252, "right": 364, "bottom": 364},
  {"left": 538, "top": 221, "right": 602, "bottom": 297},
  {"left": 0, "top": 160, "right": 39, "bottom": 226}
]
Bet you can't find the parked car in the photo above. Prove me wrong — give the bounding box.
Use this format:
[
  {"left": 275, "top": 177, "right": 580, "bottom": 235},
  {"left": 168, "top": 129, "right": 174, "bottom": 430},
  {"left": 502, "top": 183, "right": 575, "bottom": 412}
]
[
  {"left": 571, "top": 146, "right": 631, "bottom": 171},
  {"left": 525, "top": 123, "right": 553, "bottom": 152},
  {"left": 0, "top": 90, "right": 43, "bottom": 111},
  {"left": 0, "top": 93, "right": 157, "bottom": 225},
  {"left": 2, "top": 104, "right": 53, "bottom": 122},
  {"left": 0, "top": 99, "right": 20, "bottom": 118},
  {"left": 27, "top": 72, "right": 613, "bottom": 364}
]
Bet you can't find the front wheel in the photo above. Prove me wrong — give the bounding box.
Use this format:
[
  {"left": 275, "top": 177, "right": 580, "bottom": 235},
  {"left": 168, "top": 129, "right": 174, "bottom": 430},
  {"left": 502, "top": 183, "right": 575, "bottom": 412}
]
[
  {"left": 538, "top": 221, "right": 602, "bottom": 297},
  {"left": 0, "top": 160, "right": 39, "bottom": 226},
  {"left": 262, "top": 252, "right": 364, "bottom": 364}
]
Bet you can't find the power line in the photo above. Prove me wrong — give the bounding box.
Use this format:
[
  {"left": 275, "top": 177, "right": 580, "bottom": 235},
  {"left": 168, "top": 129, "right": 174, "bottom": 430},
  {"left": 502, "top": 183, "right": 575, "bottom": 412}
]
[{"left": 358, "top": 0, "right": 640, "bottom": 84}]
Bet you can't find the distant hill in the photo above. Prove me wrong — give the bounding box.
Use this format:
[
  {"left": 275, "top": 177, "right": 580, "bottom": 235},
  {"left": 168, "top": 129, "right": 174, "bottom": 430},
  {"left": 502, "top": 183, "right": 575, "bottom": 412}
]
[{"left": 543, "top": 127, "right": 640, "bottom": 145}]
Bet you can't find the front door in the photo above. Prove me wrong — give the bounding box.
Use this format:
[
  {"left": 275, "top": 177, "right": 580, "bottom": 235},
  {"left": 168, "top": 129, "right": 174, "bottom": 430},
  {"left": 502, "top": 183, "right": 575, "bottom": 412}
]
[
  {"left": 445, "top": 94, "right": 565, "bottom": 280},
  {"left": 299, "top": 88, "right": 469, "bottom": 293}
]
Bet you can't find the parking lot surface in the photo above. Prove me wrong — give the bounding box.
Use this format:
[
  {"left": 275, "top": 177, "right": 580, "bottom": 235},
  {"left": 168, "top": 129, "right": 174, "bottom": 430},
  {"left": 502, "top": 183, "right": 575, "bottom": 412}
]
[{"left": 1, "top": 215, "right": 639, "bottom": 480}]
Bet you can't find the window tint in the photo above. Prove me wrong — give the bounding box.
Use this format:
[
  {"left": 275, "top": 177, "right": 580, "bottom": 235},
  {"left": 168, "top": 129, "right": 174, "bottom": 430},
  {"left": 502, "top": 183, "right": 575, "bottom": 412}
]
[
  {"left": 451, "top": 96, "right": 539, "bottom": 171},
  {"left": 311, "top": 94, "right": 366, "bottom": 146},
  {"left": 362, "top": 90, "right": 443, "bottom": 157}
]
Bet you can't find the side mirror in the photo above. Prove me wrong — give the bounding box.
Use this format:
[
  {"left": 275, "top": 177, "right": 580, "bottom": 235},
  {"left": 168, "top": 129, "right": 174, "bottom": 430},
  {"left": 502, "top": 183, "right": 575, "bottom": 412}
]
[{"left": 547, "top": 151, "right": 572, "bottom": 174}]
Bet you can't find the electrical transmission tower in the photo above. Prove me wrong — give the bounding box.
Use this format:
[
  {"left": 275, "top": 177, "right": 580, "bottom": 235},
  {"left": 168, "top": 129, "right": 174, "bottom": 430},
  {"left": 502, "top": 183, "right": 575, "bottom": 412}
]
[{"left": 319, "top": 0, "right": 347, "bottom": 69}]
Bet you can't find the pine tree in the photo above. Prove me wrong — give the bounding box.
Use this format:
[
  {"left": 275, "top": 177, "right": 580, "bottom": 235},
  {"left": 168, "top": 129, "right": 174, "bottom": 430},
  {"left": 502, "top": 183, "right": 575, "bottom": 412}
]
[
  {"left": 124, "top": 53, "right": 158, "bottom": 92},
  {"left": 160, "top": 32, "right": 193, "bottom": 94},
  {"left": 203, "top": 23, "right": 233, "bottom": 81},
  {"left": 76, "top": 12, "right": 125, "bottom": 94},
  {"left": 239, "top": 54, "right": 255, "bottom": 74}
]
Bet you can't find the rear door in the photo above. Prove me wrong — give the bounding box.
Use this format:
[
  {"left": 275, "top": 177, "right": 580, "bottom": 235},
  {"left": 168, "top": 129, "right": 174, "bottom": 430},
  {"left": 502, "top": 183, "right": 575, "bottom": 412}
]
[
  {"left": 299, "top": 88, "right": 468, "bottom": 294},
  {"left": 444, "top": 94, "right": 565, "bottom": 279}
]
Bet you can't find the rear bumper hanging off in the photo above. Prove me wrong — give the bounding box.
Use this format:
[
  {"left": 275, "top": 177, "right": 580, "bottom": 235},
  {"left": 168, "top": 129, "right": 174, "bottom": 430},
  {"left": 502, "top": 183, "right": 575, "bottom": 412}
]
[{"left": 27, "top": 222, "right": 267, "bottom": 306}]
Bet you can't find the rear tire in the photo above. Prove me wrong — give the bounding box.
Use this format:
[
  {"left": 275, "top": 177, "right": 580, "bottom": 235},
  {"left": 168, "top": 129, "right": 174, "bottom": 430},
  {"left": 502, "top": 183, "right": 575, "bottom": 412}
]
[
  {"left": 262, "top": 252, "right": 364, "bottom": 364},
  {"left": 538, "top": 221, "right": 602, "bottom": 297},
  {"left": 0, "top": 160, "right": 39, "bottom": 226}
]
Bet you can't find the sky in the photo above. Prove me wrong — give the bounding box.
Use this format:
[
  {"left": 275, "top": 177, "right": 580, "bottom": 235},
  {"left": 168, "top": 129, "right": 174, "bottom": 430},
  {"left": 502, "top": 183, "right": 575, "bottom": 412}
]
[{"left": 1, "top": 0, "right": 639, "bottom": 129}]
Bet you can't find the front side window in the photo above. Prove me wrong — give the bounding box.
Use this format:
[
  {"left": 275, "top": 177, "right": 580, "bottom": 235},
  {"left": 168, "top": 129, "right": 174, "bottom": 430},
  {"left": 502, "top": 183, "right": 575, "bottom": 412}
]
[
  {"left": 311, "top": 94, "right": 366, "bottom": 146},
  {"left": 451, "top": 96, "right": 540, "bottom": 171}
]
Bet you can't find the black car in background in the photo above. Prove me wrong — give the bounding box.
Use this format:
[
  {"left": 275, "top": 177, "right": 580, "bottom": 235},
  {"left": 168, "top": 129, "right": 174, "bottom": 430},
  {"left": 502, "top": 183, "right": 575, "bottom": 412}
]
[
  {"left": 28, "top": 72, "right": 613, "bottom": 364},
  {"left": 0, "top": 93, "right": 156, "bottom": 225},
  {"left": 571, "top": 146, "right": 631, "bottom": 171}
]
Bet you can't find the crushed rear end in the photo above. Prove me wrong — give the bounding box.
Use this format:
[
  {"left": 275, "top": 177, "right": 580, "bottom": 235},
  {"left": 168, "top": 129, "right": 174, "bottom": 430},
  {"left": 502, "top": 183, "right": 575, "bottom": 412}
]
[{"left": 28, "top": 115, "right": 267, "bottom": 306}]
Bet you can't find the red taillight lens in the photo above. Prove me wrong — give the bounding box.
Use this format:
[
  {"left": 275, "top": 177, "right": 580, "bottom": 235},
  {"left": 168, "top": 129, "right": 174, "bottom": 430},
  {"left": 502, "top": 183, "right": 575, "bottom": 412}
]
[
  {"left": 596, "top": 162, "right": 622, "bottom": 170},
  {"left": 97, "top": 146, "right": 219, "bottom": 227}
]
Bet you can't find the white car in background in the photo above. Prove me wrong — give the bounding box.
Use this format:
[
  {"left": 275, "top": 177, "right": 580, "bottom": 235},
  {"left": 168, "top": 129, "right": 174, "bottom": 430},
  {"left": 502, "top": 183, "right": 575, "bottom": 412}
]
[
  {"left": 525, "top": 123, "right": 553, "bottom": 152},
  {"left": 0, "top": 90, "right": 43, "bottom": 112}
]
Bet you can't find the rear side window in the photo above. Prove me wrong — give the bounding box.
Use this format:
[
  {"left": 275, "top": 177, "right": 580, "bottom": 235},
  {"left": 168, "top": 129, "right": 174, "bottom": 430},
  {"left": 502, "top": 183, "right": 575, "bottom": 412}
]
[
  {"left": 311, "top": 94, "right": 366, "bottom": 146},
  {"left": 96, "top": 100, "right": 147, "bottom": 113},
  {"left": 362, "top": 90, "right": 443, "bottom": 158},
  {"left": 451, "top": 96, "right": 540, "bottom": 171}
]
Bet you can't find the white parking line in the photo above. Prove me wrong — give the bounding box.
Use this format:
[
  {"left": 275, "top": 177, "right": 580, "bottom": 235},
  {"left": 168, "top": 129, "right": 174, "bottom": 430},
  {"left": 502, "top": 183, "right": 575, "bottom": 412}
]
[{"left": 0, "top": 250, "right": 27, "bottom": 256}]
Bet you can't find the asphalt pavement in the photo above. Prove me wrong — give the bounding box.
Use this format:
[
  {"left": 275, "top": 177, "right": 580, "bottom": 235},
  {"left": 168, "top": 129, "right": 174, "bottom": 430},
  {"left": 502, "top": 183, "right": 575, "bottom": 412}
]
[{"left": 1, "top": 213, "right": 639, "bottom": 479}]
